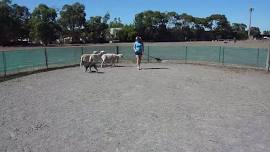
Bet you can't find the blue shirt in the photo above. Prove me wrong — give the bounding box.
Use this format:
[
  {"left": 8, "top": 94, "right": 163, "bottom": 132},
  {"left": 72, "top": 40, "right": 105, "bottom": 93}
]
[{"left": 133, "top": 41, "right": 144, "bottom": 53}]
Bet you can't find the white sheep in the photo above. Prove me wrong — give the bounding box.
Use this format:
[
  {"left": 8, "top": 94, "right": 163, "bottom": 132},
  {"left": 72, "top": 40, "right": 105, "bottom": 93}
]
[
  {"left": 88, "top": 50, "right": 106, "bottom": 63},
  {"left": 80, "top": 51, "right": 99, "bottom": 67},
  {"left": 101, "top": 53, "right": 123, "bottom": 68}
]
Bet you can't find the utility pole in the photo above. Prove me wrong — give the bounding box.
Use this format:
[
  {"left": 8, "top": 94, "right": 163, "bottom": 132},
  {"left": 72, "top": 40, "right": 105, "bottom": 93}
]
[{"left": 248, "top": 8, "right": 254, "bottom": 40}]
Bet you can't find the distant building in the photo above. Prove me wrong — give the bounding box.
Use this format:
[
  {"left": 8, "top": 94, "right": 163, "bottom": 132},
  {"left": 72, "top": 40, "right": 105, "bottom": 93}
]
[
  {"left": 262, "top": 34, "right": 270, "bottom": 40},
  {"left": 263, "top": 36, "right": 270, "bottom": 40},
  {"left": 110, "top": 28, "right": 122, "bottom": 39},
  {"left": 63, "top": 37, "right": 72, "bottom": 44}
]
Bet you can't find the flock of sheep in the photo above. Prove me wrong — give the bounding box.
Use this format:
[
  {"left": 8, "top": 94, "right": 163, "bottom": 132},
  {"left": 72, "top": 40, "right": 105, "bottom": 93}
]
[{"left": 80, "top": 50, "right": 123, "bottom": 72}]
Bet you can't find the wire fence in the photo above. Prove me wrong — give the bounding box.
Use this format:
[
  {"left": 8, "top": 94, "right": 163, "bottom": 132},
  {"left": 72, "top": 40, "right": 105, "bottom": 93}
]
[{"left": 0, "top": 45, "right": 269, "bottom": 81}]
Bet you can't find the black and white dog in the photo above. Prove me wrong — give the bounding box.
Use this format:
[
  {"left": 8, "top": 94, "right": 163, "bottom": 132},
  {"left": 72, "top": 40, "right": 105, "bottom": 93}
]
[{"left": 82, "top": 61, "right": 98, "bottom": 72}]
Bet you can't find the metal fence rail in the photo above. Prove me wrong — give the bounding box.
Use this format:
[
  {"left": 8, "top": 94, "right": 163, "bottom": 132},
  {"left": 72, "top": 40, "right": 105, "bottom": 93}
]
[{"left": 0, "top": 45, "right": 269, "bottom": 81}]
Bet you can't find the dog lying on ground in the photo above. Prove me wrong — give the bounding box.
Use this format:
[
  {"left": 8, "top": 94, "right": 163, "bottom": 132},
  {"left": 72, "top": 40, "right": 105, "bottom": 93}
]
[{"left": 82, "top": 61, "right": 98, "bottom": 73}]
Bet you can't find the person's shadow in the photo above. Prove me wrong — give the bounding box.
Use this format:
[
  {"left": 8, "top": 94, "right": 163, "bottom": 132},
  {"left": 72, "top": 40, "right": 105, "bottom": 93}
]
[{"left": 142, "top": 67, "right": 169, "bottom": 70}]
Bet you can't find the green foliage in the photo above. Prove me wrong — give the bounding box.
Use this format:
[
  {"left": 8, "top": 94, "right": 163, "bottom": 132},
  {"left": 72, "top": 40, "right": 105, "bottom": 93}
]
[
  {"left": 0, "top": 0, "right": 11, "bottom": 5},
  {"left": 103, "top": 12, "right": 110, "bottom": 24},
  {"left": 135, "top": 10, "right": 170, "bottom": 41},
  {"left": 29, "top": 4, "right": 59, "bottom": 46},
  {"left": 0, "top": 2, "right": 13, "bottom": 45},
  {"left": 263, "top": 30, "right": 270, "bottom": 36},
  {"left": 232, "top": 23, "right": 248, "bottom": 39},
  {"left": 206, "top": 14, "right": 233, "bottom": 39},
  {"left": 0, "top": 1, "right": 265, "bottom": 45},
  {"left": 0, "top": 1, "right": 30, "bottom": 45},
  {"left": 84, "top": 16, "right": 108, "bottom": 43},
  {"left": 117, "top": 24, "right": 137, "bottom": 42},
  {"left": 109, "top": 17, "right": 124, "bottom": 28},
  {"left": 59, "top": 2, "right": 86, "bottom": 43},
  {"left": 250, "top": 27, "right": 261, "bottom": 38},
  {"left": 134, "top": 11, "right": 247, "bottom": 42}
]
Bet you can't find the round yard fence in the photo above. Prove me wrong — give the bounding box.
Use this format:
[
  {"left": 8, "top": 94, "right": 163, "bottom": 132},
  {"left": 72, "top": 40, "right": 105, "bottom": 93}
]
[{"left": 0, "top": 44, "right": 269, "bottom": 81}]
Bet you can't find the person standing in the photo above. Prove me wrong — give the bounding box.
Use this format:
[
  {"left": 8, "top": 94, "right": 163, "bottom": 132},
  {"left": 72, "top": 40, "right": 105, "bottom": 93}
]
[{"left": 133, "top": 36, "right": 144, "bottom": 70}]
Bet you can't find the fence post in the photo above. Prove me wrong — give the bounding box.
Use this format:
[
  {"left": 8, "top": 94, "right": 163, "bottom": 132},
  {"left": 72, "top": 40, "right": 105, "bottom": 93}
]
[
  {"left": 2, "top": 51, "right": 6, "bottom": 80},
  {"left": 116, "top": 46, "right": 119, "bottom": 54},
  {"left": 185, "top": 46, "right": 188, "bottom": 64},
  {"left": 256, "top": 48, "right": 260, "bottom": 67},
  {"left": 44, "top": 47, "right": 48, "bottom": 70},
  {"left": 266, "top": 46, "right": 270, "bottom": 71},
  {"left": 222, "top": 47, "right": 225, "bottom": 65},
  {"left": 147, "top": 45, "right": 150, "bottom": 63},
  {"left": 219, "top": 46, "right": 221, "bottom": 63},
  {"left": 81, "top": 47, "right": 84, "bottom": 55},
  {"left": 116, "top": 46, "right": 119, "bottom": 63}
]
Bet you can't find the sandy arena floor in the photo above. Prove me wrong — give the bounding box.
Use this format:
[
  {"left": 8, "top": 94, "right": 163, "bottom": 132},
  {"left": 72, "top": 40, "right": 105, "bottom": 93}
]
[{"left": 0, "top": 63, "right": 270, "bottom": 152}]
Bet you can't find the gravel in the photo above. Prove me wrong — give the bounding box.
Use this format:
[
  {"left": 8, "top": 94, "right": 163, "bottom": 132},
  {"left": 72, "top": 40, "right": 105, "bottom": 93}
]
[{"left": 1, "top": 63, "right": 270, "bottom": 152}]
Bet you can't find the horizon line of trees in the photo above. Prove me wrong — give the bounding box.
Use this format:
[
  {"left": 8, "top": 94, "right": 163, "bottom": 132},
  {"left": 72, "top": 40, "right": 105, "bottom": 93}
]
[{"left": 0, "top": 0, "right": 269, "bottom": 46}]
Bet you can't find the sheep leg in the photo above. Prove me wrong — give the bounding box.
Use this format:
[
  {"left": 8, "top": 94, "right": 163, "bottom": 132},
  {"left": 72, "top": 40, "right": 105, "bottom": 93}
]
[
  {"left": 114, "top": 58, "right": 117, "bottom": 67},
  {"left": 89, "top": 66, "right": 92, "bottom": 72},
  {"left": 80, "top": 57, "right": 83, "bottom": 68},
  {"left": 94, "top": 64, "right": 98, "bottom": 72},
  {"left": 112, "top": 59, "right": 116, "bottom": 67},
  {"left": 101, "top": 60, "right": 104, "bottom": 68},
  {"left": 84, "top": 65, "right": 88, "bottom": 72},
  {"left": 110, "top": 59, "right": 113, "bottom": 67}
]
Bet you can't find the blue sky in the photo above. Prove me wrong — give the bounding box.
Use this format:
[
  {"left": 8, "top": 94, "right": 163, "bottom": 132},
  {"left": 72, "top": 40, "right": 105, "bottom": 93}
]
[{"left": 13, "top": 0, "right": 270, "bottom": 31}]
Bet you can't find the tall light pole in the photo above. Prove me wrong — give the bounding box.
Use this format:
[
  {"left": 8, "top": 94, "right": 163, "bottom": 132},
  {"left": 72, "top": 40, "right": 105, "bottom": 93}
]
[{"left": 248, "top": 8, "right": 254, "bottom": 39}]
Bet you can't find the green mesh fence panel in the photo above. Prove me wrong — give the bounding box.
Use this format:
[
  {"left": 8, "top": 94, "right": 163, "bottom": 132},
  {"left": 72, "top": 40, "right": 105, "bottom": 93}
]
[
  {"left": 118, "top": 45, "right": 135, "bottom": 60},
  {"left": 4, "top": 49, "right": 46, "bottom": 75},
  {"left": 149, "top": 46, "right": 186, "bottom": 61},
  {"left": 0, "top": 45, "right": 267, "bottom": 79},
  {"left": 83, "top": 46, "right": 116, "bottom": 54},
  {"left": 46, "top": 47, "right": 82, "bottom": 68},
  {"left": 187, "top": 46, "right": 220, "bottom": 63},
  {"left": 258, "top": 48, "right": 268, "bottom": 68},
  {"left": 0, "top": 52, "right": 5, "bottom": 77},
  {"left": 224, "top": 47, "right": 261, "bottom": 67}
]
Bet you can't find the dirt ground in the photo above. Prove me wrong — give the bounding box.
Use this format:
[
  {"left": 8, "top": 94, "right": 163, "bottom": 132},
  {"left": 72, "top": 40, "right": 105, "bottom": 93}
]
[
  {"left": 0, "top": 63, "right": 270, "bottom": 152},
  {"left": 0, "top": 40, "right": 269, "bottom": 51}
]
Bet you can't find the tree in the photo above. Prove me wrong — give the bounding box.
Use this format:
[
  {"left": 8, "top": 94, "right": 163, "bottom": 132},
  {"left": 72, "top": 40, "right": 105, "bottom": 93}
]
[
  {"left": 262, "top": 30, "right": 270, "bottom": 36},
  {"left": 59, "top": 2, "right": 86, "bottom": 43},
  {"left": 134, "top": 10, "right": 171, "bottom": 41},
  {"left": 0, "top": 0, "right": 30, "bottom": 45},
  {"left": 0, "top": 1, "right": 13, "bottom": 45},
  {"left": 11, "top": 4, "right": 30, "bottom": 41},
  {"left": 85, "top": 16, "right": 109, "bottom": 43},
  {"left": 231, "top": 23, "right": 248, "bottom": 40},
  {"left": 103, "top": 12, "right": 110, "bottom": 24},
  {"left": 192, "top": 17, "right": 208, "bottom": 40},
  {"left": 206, "top": 14, "right": 232, "bottom": 39},
  {"left": 29, "top": 4, "right": 59, "bottom": 46},
  {"left": 250, "top": 27, "right": 261, "bottom": 38},
  {"left": 117, "top": 24, "right": 137, "bottom": 42},
  {"left": 109, "top": 17, "right": 124, "bottom": 28},
  {"left": 0, "top": 0, "right": 11, "bottom": 5},
  {"left": 177, "top": 13, "right": 196, "bottom": 41},
  {"left": 133, "top": 11, "right": 264, "bottom": 42}
]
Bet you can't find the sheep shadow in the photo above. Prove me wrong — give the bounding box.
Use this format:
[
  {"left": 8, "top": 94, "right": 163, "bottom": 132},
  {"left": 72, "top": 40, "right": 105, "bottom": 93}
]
[
  {"left": 89, "top": 71, "right": 105, "bottom": 74},
  {"left": 115, "top": 65, "right": 134, "bottom": 68},
  {"left": 98, "top": 65, "right": 132, "bottom": 68}
]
